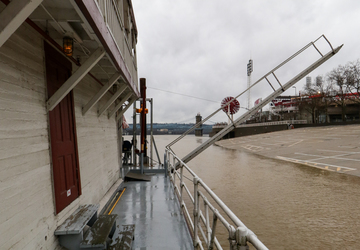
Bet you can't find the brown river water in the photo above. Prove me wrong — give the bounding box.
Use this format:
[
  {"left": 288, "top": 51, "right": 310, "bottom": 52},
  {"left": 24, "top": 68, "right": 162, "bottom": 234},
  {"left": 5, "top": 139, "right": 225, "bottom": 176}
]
[{"left": 136, "top": 134, "right": 360, "bottom": 249}]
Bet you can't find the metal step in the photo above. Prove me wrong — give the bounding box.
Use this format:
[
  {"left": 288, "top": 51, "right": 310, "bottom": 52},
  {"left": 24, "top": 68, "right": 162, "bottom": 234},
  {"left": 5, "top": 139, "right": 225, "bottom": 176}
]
[
  {"left": 80, "top": 215, "right": 117, "bottom": 250},
  {"left": 108, "top": 224, "right": 135, "bottom": 250}
]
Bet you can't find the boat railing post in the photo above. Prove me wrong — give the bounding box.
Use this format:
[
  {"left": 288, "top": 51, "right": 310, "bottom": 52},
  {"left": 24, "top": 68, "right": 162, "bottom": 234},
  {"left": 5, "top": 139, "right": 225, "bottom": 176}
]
[
  {"left": 229, "top": 225, "right": 237, "bottom": 250},
  {"left": 204, "top": 200, "right": 211, "bottom": 246},
  {"left": 173, "top": 157, "right": 176, "bottom": 183},
  {"left": 150, "top": 98, "right": 153, "bottom": 167},
  {"left": 180, "top": 163, "right": 184, "bottom": 206},
  {"left": 140, "top": 153, "right": 144, "bottom": 175},
  {"left": 167, "top": 151, "right": 171, "bottom": 177},
  {"left": 209, "top": 214, "right": 218, "bottom": 250},
  {"left": 164, "top": 152, "right": 167, "bottom": 177},
  {"left": 193, "top": 177, "right": 200, "bottom": 248},
  {"left": 236, "top": 227, "right": 249, "bottom": 250},
  {"left": 173, "top": 156, "right": 175, "bottom": 175},
  {"left": 132, "top": 100, "right": 137, "bottom": 167}
]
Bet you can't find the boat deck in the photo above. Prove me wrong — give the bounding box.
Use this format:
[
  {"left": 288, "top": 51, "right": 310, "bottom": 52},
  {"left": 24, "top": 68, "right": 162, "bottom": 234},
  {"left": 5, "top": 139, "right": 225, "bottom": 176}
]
[{"left": 110, "top": 173, "right": 193, "bottom": 249}]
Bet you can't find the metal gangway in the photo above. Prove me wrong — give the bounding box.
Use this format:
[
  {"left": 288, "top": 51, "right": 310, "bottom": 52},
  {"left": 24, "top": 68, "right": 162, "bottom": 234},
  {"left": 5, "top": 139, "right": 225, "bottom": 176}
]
[{"left": 165, "top": 35, "right": 342, "bottom": 249}]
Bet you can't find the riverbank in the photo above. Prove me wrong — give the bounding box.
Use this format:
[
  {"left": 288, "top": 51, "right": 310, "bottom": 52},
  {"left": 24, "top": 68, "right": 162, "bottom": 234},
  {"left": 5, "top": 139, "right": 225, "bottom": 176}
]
[{"left": 215, "top": 124, "right": 360, "bottom": 177}]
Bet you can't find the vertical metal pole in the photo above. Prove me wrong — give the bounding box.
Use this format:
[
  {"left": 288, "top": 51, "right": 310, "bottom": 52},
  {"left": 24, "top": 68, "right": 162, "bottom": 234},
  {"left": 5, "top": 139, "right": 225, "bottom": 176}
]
[
  {"left": 173, "top": 159, "right": 177, "bottom": 183},
  {"left": 132, "top": 101, "right": 137, "bottom": 166},
  {"left": 247, "top": 74, "right": 251, "bottom": 110},
  {"left": 140, "top": 153, "right": 144, "bottom": 175},
  {"left": 164, "top": 152, "right": 167, "bottom": 177},
  {"left": 236, "top": 227, "right": 249, "bottom": 250},
  {"left": 209, "top": 214, "right": 218, "bottom": 250},
  {"left": 150, "top": 98, "right": 153, "bottom": 166},
  {"left": 180, "top": 164, "right": 184, "bottom": 205},
  {"left": 173, "top": 156, "right": 175, "bottom": 175},
  {"left": 167, "top": 151, "right": 170, "bottom": 176},
  {"left": 140, "top": 78, "right": 147, "bottom": 161},
  {"left": 247, "top": 59, "right": 253, "bottom": 110},
  {"left": 152, "top": 135, "right": 162, "bottom": 164},
  {"left": 205, "top": 203, "right": 210, "bottom": 246},
  {"left": 229, "top": 240, "right": 237, "bottom": 250},
  {"left": 193, "top": 177, "right": 200, "bottom": 248}
]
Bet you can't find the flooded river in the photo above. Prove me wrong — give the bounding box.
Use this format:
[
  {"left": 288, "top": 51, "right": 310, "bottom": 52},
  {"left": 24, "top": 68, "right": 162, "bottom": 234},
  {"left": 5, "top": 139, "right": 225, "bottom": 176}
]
[{"left": 150, "top": 134, "right": 360, "bottom": 249}]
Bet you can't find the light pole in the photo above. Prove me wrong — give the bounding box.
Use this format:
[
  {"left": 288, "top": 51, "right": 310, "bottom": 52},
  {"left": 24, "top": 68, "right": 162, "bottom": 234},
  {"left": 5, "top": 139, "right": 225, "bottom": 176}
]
[
  {"left": 247, "top": 59, "right": 253, "bottom": 109},
  {"left": 292, "top": 86, "right": 297, "bottom": 96}
]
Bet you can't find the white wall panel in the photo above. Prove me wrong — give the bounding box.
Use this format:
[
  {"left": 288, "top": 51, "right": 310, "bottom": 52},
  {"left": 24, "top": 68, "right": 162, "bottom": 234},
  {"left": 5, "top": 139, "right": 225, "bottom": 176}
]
[{"left": 0, "top": 22, "right": 122, "bottom": 250}]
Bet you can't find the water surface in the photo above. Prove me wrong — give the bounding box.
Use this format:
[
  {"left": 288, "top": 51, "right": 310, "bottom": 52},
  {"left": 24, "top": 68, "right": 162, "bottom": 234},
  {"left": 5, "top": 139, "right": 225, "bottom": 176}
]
[{"left": 141, "top": 134, "right": 360, "bottom": 249}]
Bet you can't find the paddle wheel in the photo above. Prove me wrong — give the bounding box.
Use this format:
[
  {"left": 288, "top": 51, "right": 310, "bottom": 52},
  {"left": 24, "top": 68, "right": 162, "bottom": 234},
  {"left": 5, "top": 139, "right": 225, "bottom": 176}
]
[{"left": 221, "top": 96, "right": 240, "bottom": 115}]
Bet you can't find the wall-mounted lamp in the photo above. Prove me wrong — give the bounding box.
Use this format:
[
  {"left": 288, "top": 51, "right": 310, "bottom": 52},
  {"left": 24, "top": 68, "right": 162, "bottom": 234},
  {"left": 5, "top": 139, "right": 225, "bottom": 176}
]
[{"left": 63, "top": 36, "right": 74, "bottom": 57}]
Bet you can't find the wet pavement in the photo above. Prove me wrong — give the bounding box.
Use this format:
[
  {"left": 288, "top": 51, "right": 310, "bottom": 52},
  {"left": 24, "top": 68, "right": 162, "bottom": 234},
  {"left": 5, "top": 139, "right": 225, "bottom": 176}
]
[{"left": 216, "top": 124, "right": 360, "bottom": 177}]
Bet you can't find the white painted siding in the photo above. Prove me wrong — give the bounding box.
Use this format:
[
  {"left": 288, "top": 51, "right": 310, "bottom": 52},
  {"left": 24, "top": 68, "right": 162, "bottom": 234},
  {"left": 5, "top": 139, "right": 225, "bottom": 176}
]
[
  {"left": 0, "top": 22, "right": 122, "bottom": 249},
  {"left": 74, "top": 75, "right": 121, "bottom": 205}
]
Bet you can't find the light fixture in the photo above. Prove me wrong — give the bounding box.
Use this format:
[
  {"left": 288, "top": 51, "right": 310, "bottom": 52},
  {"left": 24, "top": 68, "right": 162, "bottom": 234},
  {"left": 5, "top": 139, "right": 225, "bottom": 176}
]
[{"left": 63, "top": 36, "right": 74, "bottom": 57}]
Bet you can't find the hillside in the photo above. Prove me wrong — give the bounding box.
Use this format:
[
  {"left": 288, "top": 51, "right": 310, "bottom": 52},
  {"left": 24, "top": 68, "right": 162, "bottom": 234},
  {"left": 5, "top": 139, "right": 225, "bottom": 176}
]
[{"left": 124, "top": 123, "right": 213, "bottom": 135}]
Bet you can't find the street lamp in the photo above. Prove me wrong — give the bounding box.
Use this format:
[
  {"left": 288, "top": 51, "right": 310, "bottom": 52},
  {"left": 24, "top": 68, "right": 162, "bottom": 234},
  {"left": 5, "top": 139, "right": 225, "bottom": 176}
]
[{"left": 292, "top": 86, "right": 297, "bottom": 96}]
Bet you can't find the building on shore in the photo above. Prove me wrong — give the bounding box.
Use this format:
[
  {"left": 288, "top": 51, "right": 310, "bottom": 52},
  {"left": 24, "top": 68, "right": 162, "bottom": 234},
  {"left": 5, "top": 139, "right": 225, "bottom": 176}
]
[
  {"left": 0, "top": 1, "right": 138, "bottom": 249},
  {"left": 269, "top": 93, "right": 360, "bottom": 123}
]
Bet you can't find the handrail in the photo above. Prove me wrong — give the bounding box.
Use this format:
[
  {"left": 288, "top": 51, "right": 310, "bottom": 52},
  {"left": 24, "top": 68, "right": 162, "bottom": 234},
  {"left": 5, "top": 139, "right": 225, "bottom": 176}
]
[
  {"left": 212, "top": 120, "right": 307, "bottom": 128},
  {"left": 180, "top": 37, "right": 342, "bottom": 164},
  {"left": 165, "top": 148, "right": 269, "bottom": 250},
  {"left": 163, "top": 35, "right": 342, "bottom": 249},
  {"left": 166, "top": 35, "right": 342, "bottom": 161}
]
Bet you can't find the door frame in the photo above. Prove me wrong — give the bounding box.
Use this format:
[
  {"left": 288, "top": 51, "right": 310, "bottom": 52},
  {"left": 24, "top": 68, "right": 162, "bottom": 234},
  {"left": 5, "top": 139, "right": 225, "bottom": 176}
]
[{"left": 44, "top": 42, "right": 82, "bottom": 214}]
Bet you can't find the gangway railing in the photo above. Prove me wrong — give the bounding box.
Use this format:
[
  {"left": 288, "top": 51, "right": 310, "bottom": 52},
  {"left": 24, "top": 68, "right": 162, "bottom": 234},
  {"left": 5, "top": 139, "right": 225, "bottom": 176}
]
[
  {"left": 167, "top": 35, "right": 342, "bottom": 164},
  {"left": 164, "top": 149, "right": 268, "bottom": 250},
  {"left": 164, "top": 35, "right": 343, "bottom": 249},
  {"left": 212, "top": 120, "right": 307, "bottom": 129}
]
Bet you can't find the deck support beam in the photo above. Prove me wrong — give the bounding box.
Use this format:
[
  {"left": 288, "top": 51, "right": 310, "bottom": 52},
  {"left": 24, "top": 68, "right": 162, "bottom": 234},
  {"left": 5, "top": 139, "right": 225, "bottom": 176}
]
[
  {"left": 0, "top": 0, "right": 43, "bottom": 47},
  {"left": 108, "top": 92, "right": 133, "bottom": 119},
  {"left": 47, "top": 47, "right": 105, "bottom": 111},
  {"left": 98, "top": 84, "right": 127, "bottom": 117},
  {"left": 82, "top": 72, "right": 121, "bottom": 115},
  {"left": 117, "top": 98, "right": 136, "bottom": 121}
]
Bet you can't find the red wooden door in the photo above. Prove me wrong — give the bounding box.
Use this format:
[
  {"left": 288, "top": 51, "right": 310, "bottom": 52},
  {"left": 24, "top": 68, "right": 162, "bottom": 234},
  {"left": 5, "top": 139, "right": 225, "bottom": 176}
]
[{"left": 45, "top": 42, "right": 81, "bottom": 214}]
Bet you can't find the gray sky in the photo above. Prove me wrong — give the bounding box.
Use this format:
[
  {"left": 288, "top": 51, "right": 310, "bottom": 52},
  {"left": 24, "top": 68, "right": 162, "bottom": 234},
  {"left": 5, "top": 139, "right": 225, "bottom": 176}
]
[{"left": 128, "top": 0, "right": 360, "bottom": 124}]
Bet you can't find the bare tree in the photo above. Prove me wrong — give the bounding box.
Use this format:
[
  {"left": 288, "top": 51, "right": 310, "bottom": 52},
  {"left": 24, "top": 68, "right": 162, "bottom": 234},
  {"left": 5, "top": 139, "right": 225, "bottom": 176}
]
[
  {"left": 344, "top": 60, "right": 360, "bottom": 105},
  {"left": 317, "top": 77, "right": 333, "bottom": 123},
  {"left": 299, "top": 61, "right": 360, "bottom": 123},
  {"left": 298, "top": 77, "right": 326, "bottom": 123},
  {"left": 326, "top": 65, "right": 349, "bottom": 121}
]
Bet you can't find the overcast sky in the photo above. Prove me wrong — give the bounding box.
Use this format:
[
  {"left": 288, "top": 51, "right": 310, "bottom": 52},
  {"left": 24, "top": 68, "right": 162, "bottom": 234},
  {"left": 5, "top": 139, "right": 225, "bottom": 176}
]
[{"left": 128, "top": 0, "right": 360, "bottom": 124}]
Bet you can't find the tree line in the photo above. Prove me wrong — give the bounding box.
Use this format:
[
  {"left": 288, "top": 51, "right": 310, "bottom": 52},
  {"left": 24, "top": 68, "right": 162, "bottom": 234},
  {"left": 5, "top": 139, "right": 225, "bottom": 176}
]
[{"left": 299, "top": 60, "right": 360, "bottom": 123}]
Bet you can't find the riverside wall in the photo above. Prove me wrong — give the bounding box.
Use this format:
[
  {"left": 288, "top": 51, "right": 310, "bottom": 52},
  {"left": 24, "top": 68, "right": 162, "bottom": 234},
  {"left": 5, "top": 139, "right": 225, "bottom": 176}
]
[{"left": 210, "top": 120, "right": 360, "bottom": 139}]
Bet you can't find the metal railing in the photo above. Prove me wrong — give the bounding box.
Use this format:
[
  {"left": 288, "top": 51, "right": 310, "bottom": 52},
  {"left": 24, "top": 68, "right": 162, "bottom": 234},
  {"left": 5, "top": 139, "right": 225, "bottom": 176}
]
[
  {"left": 212, "top": 120, "right": 307, "bottom": 129},
  {"left": 94, "top": 0, "right": 138, "bottom": 89},
  {"left": 168, "top": 35, "right": 342, "bottom": 164},
  {"left": 165, "top": 148, "right": 269, "bottom": 250}
]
